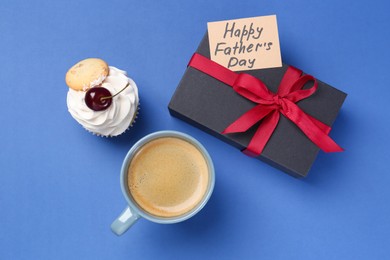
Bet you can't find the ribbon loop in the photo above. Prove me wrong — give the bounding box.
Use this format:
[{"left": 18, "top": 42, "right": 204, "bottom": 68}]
[
  {"left": 187, "top": 53, "right": 343, "bottom": 156},
  {"left": 277, "top": 66, "right": 302, "bottom": 96}
]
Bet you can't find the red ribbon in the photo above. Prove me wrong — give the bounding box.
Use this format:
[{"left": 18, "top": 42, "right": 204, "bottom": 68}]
[{"left": 188, "top": 53, "right": 343, "bottom": 156}]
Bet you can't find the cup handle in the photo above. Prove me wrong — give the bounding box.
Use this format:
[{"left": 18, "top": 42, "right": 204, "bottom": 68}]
[{"left": 111, "top": 206, "right": 140, "bottom": 236}]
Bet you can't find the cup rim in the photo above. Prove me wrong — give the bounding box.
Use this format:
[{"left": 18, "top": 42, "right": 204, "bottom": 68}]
[{"left": 120, "top": 130, "right": 215, "bottom": 224}]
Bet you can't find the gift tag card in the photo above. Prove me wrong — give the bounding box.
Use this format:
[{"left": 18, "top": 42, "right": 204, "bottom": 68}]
[{"left": 207, "top": 15, "right": 282, "bottom": 71}]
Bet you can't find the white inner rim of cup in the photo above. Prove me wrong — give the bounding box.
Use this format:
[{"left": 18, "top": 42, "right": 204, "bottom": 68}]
[{"left": 120, "top": 130, "right": 215, "bottom": 224}]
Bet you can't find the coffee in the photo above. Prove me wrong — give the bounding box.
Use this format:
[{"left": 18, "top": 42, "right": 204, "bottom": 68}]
[{"left": 127, "top": 137, "right": 209, "bottom": 218}]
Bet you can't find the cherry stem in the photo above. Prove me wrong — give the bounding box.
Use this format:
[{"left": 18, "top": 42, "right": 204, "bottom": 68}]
[{"left": 100, "top": 82, "right": 130, "bottom": 101}]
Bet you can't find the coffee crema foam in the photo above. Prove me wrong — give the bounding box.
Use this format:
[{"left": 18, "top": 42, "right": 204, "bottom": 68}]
[{"left": 127, "top": 137, "right": 209, "bottom": 218}]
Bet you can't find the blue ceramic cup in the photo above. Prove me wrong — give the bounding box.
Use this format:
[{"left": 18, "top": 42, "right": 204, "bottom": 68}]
[{"left": 111, "top": 131, "right": 215, "bottom": 236}]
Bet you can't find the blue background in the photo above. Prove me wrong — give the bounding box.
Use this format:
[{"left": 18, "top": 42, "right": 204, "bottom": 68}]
[{"left": 1, "top": 0, "right": 389, "bottom": 259}]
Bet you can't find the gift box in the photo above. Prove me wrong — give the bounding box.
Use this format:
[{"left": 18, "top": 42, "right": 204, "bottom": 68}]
[{"left": 168, "top": 32, "right": 347, "bottom": 178}]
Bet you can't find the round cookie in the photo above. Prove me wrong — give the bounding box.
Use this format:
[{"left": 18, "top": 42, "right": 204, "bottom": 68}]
[{"left": 65, "top": 58, "right": 109, "bottom": 91}]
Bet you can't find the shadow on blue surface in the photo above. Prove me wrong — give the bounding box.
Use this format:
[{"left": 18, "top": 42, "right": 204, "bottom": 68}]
[{"left": 304, "top": 109, "right": 354, "bottom": 184}]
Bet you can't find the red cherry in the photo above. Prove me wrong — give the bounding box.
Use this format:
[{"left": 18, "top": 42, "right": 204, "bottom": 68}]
[{"left": 85, "top": 87, "right": 112, "bottom": 111}]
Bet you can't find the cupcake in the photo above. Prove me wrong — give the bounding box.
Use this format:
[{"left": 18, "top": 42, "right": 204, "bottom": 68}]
[{"left": 66, "top": 58, "right": 139, "bottom": 137}]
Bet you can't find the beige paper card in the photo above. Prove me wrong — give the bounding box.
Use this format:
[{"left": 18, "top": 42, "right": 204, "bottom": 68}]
[{"left": 207, "top": 15, "right": 282, "bottom": 71}]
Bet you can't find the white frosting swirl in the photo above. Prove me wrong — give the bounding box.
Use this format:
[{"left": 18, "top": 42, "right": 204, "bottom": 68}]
[{"left": 67, "top": 66, "right": 139, "bottom": 137}]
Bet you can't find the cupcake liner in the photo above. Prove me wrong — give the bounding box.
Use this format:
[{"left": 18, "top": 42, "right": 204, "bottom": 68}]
[{"left": 129, "top": 101, "right": 140, "bottom": 127}]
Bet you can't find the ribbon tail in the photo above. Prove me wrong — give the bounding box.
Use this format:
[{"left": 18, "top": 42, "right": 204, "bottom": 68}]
[
  {"left": 282, "top": 101, "right": 343, "bottom": 153},
  {"left": 306, "top": 114, "right": 331, "bottom": 135},
  {"left": 222, "top": 105, "right": 275, "bottom": 134},
  {"left": 243, "top": 111, "right": 280, "bottom": 157}
]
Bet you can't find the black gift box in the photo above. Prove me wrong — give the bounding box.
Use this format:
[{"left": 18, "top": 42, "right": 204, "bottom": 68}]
[{"left": 168, "top": 33, "right": 347, "bottom": 178}]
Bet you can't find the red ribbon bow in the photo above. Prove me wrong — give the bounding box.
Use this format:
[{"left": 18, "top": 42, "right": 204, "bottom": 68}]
[{"left": 188, "top": 53, "right": 343, "bottom": 156}]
